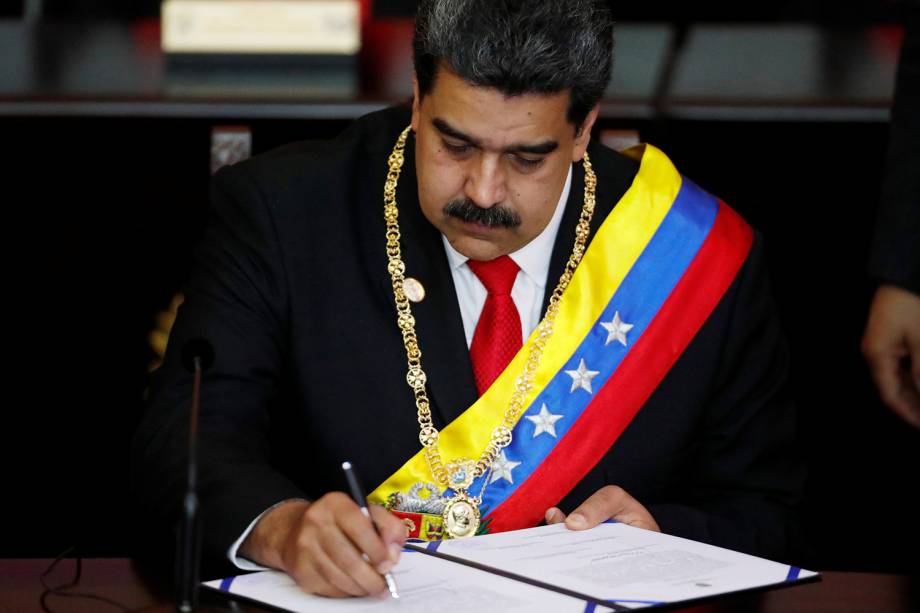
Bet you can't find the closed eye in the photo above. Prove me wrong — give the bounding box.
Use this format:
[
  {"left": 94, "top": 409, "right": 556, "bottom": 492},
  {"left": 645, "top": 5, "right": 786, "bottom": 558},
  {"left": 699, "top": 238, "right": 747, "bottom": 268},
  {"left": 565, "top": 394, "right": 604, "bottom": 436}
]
[
  {"left": 443, "top": 141, "right": 472, "bottom": 155},
  {"left": 512, "top": 155, "right": 544, "bottom": 169}
]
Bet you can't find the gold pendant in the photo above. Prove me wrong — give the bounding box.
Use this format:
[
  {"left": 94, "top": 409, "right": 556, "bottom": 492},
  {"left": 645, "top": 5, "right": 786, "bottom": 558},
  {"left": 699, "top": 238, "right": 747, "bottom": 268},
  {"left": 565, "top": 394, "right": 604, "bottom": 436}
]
[{"left": 442, "top": 491, "right": 480, "bottom": 539}]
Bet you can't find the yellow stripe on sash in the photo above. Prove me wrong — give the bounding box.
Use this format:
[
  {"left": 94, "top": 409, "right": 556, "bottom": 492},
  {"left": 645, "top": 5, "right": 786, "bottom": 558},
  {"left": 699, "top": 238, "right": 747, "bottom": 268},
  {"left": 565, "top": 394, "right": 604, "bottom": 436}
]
[{"left": 369, "top": 145, "right": 682, "bottom": 505}]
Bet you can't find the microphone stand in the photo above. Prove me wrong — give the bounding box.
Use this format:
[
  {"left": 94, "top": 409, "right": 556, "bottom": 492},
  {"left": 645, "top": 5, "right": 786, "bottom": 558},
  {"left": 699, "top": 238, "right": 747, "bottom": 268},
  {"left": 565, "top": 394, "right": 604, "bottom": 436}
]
[{"left": 177, "top": 354, "right": 203, "bottom": 612}]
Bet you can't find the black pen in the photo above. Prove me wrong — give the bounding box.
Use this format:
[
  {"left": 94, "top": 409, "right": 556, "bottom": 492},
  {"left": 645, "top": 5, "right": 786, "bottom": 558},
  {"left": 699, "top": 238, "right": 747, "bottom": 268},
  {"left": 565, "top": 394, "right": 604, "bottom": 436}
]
[{"left": 341, "top": 461, "right": 400, "bottom": 599}]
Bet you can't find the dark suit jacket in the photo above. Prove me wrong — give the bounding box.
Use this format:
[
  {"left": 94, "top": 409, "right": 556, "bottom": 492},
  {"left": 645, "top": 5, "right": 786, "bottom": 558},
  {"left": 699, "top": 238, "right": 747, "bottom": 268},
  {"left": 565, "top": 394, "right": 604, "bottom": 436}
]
[{"left": 131, "top": 106, "right": 804, "bottom": 573}]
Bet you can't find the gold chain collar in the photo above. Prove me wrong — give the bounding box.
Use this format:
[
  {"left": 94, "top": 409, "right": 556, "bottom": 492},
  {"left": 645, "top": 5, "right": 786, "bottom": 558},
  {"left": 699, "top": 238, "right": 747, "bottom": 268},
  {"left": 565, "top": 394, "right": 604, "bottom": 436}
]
[{"left": 383, "top": 125, "right": 597, "bottom": 536}]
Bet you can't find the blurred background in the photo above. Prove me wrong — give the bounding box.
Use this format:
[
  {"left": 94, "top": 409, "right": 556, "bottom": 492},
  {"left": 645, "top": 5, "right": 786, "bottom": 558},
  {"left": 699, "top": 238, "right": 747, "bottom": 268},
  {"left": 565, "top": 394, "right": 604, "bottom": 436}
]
[{"left": 1, "top": 0, "right": 917, "bottom": 575}]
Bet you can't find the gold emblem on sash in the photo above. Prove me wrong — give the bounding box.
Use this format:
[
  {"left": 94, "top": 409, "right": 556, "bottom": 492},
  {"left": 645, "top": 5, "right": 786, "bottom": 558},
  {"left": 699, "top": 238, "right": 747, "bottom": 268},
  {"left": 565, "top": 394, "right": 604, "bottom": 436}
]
[{"left": 445, "top": 459, "right": 476, "bottom": 490}]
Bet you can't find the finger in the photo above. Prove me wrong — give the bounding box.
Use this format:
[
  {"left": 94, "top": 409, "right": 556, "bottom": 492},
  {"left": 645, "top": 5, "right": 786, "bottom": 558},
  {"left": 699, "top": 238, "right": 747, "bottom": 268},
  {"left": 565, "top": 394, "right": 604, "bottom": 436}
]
[
  {"left": 907, "top": 334, "right": 920, "bottom": 393},
  {"left": 894, "top": 398, "right": 920, "bottom": 429},
  {"left": 313, "top": 584, "right": 352, "bottom": 599},
  {"left": 336, "top": 503, "right": 396, "bottom": 572},
  {"left": 283, "top": 498, "right": 367, "bottom": 598},
  {"left": 284, "top": 527, "right": 352, "bottom": 598},
  {"left": 894, "top": 364, "right": 920, "bottom": 429},
  {"left": 867, "top": 351, "right": 910, "bottom": 415},
  {"left": 368, "top": 505, "right": 407, "bottom": 565},
  {"left": 566, "top": 486, "right": 629, "bottom": 530},
  {"left": 544, "top": 507, "right": 566, "bottom": 524},
  {"left": 314, "top": 530, "right": 381, "bottom": 597},
  {"left": 287, "top": 557, "right": 349, "bottom": 598},
  {"left": 314, "top": 492, "right": 396, "bottom": 570},
  {"left": 321, "top": 520, "right": 387, "bottom": 596}
]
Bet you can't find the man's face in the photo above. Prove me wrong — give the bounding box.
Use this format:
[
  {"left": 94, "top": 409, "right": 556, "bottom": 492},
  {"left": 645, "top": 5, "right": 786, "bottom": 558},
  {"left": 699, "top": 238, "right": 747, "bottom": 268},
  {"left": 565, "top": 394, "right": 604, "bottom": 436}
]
[{"left": 411, "top": 68, "right": 597, "bottom": 261}]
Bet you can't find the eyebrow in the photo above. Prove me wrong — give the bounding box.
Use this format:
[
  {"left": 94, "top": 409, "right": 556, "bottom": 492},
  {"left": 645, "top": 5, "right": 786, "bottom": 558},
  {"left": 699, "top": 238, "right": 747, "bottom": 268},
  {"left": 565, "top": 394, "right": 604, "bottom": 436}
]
[{"left": 432, "top": 117, "right": 559, "bottom": 156}]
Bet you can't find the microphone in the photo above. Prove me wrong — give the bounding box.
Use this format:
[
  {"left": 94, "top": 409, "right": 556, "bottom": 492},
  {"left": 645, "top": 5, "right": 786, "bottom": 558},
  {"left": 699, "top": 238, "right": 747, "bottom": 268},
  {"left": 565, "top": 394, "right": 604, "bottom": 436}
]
[{"left": 177, "top": 338, "right": 214, "bottom": 612}]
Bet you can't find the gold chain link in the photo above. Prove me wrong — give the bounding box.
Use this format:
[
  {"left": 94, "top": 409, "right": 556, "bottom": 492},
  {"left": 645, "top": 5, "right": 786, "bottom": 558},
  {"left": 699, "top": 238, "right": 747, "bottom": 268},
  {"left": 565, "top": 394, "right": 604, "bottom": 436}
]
[{"left": 383, "top": 126, "right": 597, "bottom": 487}]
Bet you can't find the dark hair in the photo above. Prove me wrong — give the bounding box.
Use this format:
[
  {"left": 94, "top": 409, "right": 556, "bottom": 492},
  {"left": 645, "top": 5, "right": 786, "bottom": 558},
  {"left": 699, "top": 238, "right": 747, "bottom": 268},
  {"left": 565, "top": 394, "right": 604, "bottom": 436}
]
[{"left": 413, "top": 0, "right": 614, "bottom": 128}]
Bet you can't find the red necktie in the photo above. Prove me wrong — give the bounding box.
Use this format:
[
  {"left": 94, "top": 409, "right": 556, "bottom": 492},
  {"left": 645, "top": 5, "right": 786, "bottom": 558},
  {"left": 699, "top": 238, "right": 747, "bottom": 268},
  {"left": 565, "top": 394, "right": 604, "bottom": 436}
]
[{"left": 468, "top": 255, "right": 522, "bottom": 395}]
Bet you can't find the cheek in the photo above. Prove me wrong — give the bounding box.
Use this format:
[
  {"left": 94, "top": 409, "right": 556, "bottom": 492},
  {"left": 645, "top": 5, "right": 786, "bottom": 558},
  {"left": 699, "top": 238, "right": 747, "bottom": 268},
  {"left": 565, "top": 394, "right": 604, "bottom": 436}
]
[
  {"left": 508, "top": 178, "right": 555, "bottom": 227},
  {"left": 418, "top": 149, "right": 465, "bottom": 199},
  {"left": 416, "top": 158, "right": 463, "bottom": 224}
]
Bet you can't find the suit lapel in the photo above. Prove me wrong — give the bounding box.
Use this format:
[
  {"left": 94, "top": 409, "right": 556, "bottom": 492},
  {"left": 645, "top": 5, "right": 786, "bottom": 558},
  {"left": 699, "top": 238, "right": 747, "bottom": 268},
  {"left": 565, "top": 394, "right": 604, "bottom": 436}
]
[
  {"left": 392, "top": 137, "right": 479, "bottom": 428},
  {"left": 542, "top": 162, "right": 586, "bottom": 316}
]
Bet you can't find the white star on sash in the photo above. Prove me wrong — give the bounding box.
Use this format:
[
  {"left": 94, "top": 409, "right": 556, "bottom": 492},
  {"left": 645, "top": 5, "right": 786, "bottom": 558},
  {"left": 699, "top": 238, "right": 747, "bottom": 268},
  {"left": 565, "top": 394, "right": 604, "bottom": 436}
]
[
  {"left": 490, "top": 451, "right": 521, "bottom": 484},
  {"left": 525, "top": 403, "right": 564, "bottom": 438},
  {"left": 600, "top": 311, "right": 634, "bottom": 347},
  {"left": 565, "top": 358, "right": 600, "bottom": 394}
]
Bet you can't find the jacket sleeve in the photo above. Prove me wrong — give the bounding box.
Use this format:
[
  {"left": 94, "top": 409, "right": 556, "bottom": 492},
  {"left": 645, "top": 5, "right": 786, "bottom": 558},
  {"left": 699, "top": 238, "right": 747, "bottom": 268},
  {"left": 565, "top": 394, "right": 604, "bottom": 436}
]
[
  {"left": 646, "top": 233, "right": 806, "bottom": 563},
  {"left": 869, "top": 3, "right": 920, "bottom": 293},
  {"left": 131, "top": 161, "right": 305, "bottom": 564}
]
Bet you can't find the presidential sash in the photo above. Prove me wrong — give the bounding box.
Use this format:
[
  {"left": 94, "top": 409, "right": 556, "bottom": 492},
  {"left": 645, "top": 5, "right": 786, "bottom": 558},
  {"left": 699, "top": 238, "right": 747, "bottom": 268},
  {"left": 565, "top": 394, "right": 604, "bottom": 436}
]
[{"left": 369, "top": 144, "right": 753, "bottom": 537}]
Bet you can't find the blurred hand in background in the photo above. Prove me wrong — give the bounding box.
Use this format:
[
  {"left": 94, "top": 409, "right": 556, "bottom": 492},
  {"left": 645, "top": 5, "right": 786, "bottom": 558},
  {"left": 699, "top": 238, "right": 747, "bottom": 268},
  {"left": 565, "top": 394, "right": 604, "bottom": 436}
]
[{"left": 862, "top": 284, "right": 920, "bottom": 428}]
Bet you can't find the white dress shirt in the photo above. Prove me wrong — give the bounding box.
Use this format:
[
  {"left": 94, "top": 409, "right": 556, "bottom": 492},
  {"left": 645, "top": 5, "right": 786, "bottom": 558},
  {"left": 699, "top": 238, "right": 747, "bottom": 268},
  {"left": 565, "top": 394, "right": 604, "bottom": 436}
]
[
  {"left": 443, "top": 165, "right": 572, "bottom": 347},
  {"left": 228, "top": 165, "right": 573, "bottom": 569}
]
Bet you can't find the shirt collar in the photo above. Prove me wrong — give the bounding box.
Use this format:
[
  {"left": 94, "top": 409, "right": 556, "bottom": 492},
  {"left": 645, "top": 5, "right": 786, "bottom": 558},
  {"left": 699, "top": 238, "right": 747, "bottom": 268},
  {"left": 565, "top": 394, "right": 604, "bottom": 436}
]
[{"left": 442, "top": 164, "right": 573, "bottom": 289}]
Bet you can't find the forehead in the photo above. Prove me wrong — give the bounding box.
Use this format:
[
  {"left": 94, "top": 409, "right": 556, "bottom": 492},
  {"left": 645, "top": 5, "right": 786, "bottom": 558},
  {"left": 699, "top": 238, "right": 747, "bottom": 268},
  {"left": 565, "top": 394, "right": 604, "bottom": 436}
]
[{"left": 421, "top": 68, "right": 572, "bottom": 146}]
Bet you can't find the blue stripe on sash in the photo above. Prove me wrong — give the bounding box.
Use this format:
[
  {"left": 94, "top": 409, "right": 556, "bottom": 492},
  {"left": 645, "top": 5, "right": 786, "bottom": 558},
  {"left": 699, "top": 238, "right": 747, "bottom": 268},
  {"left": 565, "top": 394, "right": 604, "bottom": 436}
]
[
  {"left": 786, "top": 566, "right": 801, "bottom": 581},
  {"left": 466, "top": 180, "right": 719, "bottom": 513},
  {"left": 219, "top": 576, "right": 235, "bottom": 592}
]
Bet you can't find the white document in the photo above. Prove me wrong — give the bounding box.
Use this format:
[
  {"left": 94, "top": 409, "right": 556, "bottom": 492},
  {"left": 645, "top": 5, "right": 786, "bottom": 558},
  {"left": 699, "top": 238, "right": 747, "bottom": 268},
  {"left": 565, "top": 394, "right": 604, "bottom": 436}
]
[
  {"left": 204, "top": 522, "right": 816, "bottom": 611},
  {"left": 203, "top": 546, "right": 612, "bottom": 612},
  {"left": 433, "top": 522, "right": 817, "bottom": 608}
]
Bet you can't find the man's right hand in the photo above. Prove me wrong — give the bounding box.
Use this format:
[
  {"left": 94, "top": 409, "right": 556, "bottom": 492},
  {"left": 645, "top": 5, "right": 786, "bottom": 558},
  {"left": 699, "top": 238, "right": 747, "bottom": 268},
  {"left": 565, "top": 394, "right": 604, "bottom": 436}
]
[{"left": 239, "top": 494, "right": 407, "bottom": 597}]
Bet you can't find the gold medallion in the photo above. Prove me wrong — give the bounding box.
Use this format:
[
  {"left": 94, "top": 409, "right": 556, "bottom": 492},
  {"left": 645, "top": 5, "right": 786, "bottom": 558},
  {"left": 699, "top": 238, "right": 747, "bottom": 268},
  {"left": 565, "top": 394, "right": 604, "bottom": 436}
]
[{"left": 442, "top": 493, "right": 481, "bottom": 539}]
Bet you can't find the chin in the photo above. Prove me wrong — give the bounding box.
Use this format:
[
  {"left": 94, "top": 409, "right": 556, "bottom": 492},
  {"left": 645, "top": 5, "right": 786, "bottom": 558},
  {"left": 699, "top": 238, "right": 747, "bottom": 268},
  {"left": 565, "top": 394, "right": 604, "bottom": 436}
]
[{"left": 450, "top": 235, "right": 509, "bottom": 262}]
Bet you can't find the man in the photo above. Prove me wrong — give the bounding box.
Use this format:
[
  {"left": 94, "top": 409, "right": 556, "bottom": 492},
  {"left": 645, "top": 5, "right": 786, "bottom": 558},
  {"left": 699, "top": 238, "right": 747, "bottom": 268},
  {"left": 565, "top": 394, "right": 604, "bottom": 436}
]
[
  {"left": 133, "top": 0, "right": 803, "bottom": 598},
  {"left": 862, "top": 1, "right": 920, "bottom": 430}
]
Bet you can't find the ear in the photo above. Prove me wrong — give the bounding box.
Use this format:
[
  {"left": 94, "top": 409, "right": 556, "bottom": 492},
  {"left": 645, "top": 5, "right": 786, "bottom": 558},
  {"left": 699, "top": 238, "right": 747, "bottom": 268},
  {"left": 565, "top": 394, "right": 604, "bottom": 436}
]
[
  {"left": 411, "top": 74, "right": 421, "bottom": 133},
  {"left": 571, "top": 104, "right": 600, "bottom": 163}
]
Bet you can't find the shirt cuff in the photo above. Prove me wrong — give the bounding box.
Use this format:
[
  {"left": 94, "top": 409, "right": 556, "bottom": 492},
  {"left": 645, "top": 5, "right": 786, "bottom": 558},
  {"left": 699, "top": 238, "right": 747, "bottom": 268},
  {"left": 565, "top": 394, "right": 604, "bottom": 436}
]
[{"left": 226, "top": 498, "right": 308, "bottom": 571}]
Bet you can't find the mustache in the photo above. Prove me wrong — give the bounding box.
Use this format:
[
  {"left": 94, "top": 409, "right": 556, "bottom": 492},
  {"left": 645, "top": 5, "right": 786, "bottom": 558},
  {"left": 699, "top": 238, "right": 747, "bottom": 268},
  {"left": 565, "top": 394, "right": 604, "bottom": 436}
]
[{"left": 443, "top": 198, "right": 521, "bottom": 229}]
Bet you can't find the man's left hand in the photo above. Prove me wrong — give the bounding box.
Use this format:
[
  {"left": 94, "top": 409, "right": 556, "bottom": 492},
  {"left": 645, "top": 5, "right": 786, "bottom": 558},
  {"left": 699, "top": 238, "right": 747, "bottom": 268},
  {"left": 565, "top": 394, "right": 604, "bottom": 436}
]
[{"left": 544, "top": 485, "right": 660, "bottom": 532}]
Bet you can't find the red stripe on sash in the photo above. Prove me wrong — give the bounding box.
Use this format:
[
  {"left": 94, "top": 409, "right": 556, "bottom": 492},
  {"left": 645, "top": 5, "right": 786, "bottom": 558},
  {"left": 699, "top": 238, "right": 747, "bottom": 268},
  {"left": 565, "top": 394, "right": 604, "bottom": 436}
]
[{"left": 486, "top": 202, "right": 753, "bottom": 532}]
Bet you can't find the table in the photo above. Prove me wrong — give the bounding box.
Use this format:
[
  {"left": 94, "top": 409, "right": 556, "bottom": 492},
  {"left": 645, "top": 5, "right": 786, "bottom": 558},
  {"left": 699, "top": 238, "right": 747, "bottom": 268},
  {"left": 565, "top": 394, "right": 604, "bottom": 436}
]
[{"left": 1, "top": 558, "right": 917, "bottom": 612}]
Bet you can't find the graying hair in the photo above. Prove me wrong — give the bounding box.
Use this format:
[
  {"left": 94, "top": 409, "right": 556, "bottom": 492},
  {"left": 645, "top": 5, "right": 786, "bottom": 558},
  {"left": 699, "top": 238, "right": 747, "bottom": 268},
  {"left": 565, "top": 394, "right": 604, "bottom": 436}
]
[{"left": 413, "top": 0, "right": 614, "bottom": 127}]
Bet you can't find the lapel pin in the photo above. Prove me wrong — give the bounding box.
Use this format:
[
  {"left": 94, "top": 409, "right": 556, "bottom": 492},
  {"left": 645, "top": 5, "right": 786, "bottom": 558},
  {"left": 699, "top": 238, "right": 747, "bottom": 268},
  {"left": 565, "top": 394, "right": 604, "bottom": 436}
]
[{"left": 403, "top": 277, "right": 426, "bottom": 303}]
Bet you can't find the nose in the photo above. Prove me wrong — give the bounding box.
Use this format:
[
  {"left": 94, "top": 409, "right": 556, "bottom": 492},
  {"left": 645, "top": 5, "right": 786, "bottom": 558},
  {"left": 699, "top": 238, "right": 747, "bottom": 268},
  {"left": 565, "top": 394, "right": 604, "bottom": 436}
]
[{"left": 465, "top": 154, "right": 506, "bottom": 208}]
